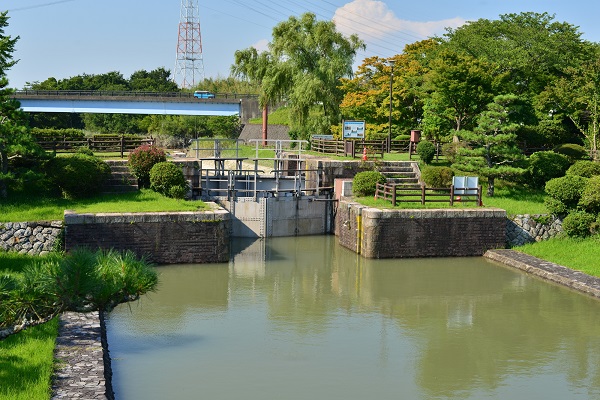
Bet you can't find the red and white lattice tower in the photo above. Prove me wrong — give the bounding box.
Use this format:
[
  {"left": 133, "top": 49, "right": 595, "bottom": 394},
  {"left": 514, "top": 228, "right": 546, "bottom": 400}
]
[{"left": 173, "top": 0, "right": 205, "bottom": 89}]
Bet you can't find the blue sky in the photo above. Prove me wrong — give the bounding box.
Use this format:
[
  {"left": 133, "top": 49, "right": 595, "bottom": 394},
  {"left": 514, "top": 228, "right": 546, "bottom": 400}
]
[{"left": 4, "top": 0, "right": 600, "bottom": 90}]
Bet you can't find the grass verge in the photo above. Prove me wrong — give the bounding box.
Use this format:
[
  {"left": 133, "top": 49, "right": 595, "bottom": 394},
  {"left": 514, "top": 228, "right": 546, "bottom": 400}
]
[
  {"left": 0, "top": 189, "right": 208, "bottom": 222},
  {"left": 515, "top": 236, "right": 600, "bottom": 277},
  {"left": 0, "top": 318, "right": 58, "bottom": 400},
  {"left": 1, "top": 253, "right": 59, "bottom": 400}
]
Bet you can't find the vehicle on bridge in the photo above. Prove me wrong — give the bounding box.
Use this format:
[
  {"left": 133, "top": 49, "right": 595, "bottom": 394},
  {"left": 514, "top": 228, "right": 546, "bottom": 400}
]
[{"left": 194, "top": 90, "right": 215, "bottom": 99}]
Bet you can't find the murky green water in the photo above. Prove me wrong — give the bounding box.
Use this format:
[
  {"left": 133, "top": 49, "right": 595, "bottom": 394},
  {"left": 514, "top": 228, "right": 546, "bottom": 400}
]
[{"left": 106, "top": 236, "right": 600, "bottom": 399}]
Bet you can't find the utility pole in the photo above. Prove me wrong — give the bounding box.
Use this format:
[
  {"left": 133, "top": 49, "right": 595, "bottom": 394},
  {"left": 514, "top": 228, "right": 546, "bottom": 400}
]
[{"left": 174, "top": 0, "right": 205, "bottom": 89}]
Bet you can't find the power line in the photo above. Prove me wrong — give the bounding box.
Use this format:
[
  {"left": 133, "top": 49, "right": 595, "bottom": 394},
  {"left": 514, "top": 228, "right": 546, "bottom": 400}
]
[{"left": 8, "top": 0, "right": 84, "bottom": 12}]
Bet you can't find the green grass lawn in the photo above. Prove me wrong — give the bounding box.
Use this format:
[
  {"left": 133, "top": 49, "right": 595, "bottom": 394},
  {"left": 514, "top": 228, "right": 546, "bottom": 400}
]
[
  {"left": 0, "top": 319, "right": 58, "bottom": 400},
  {"left": 0, "top": 253, "right": 59, "bottom": 400},
  {"left": 0, "top": 190, "right": 209, "bottom": 222},
  {"left": 516, "top": 236, "right": 600, "bottom": 277}
]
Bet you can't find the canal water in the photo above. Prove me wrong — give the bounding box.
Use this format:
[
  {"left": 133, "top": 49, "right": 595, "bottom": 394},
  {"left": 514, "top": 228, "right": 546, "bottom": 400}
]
[{"left": 106, "top": 236, "right": 600, "bottom": 399}]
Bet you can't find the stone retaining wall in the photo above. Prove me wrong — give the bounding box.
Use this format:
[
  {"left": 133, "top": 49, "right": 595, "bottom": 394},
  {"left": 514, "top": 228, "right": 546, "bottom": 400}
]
[
  {"left": 336, "top": 201, "right": 507, "bottom": 258},
  {"left": 0, "top": 221, "right": 62, "bottom": 255},
  {"left": 64, "top": 209, "right": 230, "bottom": 264},
  {"left": 507, "top": 214, "right": 563, "bottom": 247}
]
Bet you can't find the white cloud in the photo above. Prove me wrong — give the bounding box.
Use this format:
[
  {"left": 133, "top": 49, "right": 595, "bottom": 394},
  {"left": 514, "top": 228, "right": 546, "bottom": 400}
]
[
  {"left": 333, "top": 0, "right": 465, "bottom": 40},
  {"left": 251, "top": 39, "right": 269, "bottom": 52}
]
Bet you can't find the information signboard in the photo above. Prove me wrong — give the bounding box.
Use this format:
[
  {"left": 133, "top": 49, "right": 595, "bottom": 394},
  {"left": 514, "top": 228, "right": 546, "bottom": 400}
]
[{"left": 343, "top": 120, "right": 365, "bottom": 139}]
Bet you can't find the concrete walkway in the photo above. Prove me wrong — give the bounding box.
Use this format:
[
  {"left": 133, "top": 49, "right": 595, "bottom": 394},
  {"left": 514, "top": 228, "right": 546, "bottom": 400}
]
[
  {"left": 52, "top": 311, "right": 113, "bottom": 400},
  {"left": 485, "top": 249, "right": 600, "bottom": 299}
]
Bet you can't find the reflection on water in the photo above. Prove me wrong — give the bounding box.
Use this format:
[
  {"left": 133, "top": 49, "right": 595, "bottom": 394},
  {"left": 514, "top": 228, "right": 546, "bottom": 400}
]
[{"left": 107, "top": 236, "right": 600, "bottom": 400}]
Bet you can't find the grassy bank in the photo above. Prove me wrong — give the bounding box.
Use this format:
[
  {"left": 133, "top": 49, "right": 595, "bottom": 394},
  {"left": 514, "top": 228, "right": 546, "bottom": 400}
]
[
  {"left": 0, "top": 253, "right": 59, "bottom": 400},
  {"left": 0, "top": 189, "right": 208, "bottom": 222},
  {"left": 516, "top": 236, "right": 600, "bottom": 277}
]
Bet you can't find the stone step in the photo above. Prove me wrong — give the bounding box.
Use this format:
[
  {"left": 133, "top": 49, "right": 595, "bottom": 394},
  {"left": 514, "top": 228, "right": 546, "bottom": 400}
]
[{"left": 386, "top": 177, "right": 419, "bottom": 184}]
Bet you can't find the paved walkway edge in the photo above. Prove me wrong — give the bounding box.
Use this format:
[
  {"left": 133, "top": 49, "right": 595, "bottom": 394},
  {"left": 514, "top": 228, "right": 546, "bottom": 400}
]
[
  {"left": 51, "top": 311, "right": 114, "bottom": 399},
  {"left": 484, "top": 249, "right": 600, "bottom": 299}
]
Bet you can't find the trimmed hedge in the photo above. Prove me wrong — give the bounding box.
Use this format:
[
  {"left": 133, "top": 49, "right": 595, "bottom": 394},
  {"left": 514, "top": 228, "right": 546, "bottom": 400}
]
[
  {"left": 544, "top": 175, "right": 588, "bottom": 215},
  {"left": 416, "top": 140, "right": 436, "bottom": 164},
  {"left": 31, "top": 128, "right": 85, "bottom": 140},
  {"left": 527, "top": 151, "right": 570, "bottom": 188},
  {"left": 149, "top": 162, "right": 188, "bottom": 199},
  {"left": 553, "top": 143, "right": 589, "bottom": 162},
  {"left": 566, "top": 160, "right": 600, "bottom": 178},
  {"left": 421, "top": 166, "right": 454, "bottom": 188},
  {"left": 46, "top": 154, "right": 111, "bottom": 199},
  {"left": 353, "top": 171, "right": 387, "bottom": 196}
]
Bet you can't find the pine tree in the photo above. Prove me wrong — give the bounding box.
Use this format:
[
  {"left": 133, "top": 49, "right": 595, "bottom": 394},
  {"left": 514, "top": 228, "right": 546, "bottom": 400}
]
[{"left": 453, "top": 95, "right": 526, "bottom": 196}]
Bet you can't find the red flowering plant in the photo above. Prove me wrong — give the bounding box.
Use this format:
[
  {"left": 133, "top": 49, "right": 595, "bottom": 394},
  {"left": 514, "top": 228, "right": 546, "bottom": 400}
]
[{"left": 128, "top": 145, "right": 167, "bottom": 188}]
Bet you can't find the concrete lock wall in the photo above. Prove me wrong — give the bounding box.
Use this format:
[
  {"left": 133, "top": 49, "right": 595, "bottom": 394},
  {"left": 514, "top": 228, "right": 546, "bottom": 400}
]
[
  {"left": 336, "top": 201, "right": 507, "bottom": 258},
  {"left": 64, "top": 209, "right": 231, "bottom": 264},
  {"left": 220, "top": 196, "right": 332, "bottom": 238}
]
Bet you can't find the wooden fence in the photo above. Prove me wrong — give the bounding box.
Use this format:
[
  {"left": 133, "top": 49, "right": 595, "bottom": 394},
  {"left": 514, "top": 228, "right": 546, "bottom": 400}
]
[
  {"left": 36, "top": 136, "right": 154, "bottom": 158},
  {"left": 375, "top": 183, "right": 482, "bottom": 206}
]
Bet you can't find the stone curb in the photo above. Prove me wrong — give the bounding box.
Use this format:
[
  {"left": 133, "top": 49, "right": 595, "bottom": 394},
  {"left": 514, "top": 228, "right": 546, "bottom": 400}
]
[
  {"left": 52, "top": 311, "right": 114, "bottom": 400},
  {"left": 484, "top": 249, "right": 600, "bottom": 299}
]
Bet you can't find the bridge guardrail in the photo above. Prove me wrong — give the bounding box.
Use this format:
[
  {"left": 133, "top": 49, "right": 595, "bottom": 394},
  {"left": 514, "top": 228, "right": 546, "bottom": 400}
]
[{"left": 14, "top": 90, "right": 259, "bottom": 100}]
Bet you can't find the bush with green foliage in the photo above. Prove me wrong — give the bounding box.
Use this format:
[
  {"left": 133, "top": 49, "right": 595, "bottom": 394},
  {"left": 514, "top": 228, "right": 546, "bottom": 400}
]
[
  {"left": 527, "top": 151, "right": 570, "bottom": 188},
  {"left": 578, "top": 175, "right": 600, "bottom": 214},
  {"left": 544, "top": 175, "right": 588, "bottom": 215},
  {"left": 394, "top": 134, "right": 411, "bottom": 141},
  {"left": 149, "top": 162, "right": 188, "bottom": 199},
  {"left": 566, "top": 160, "right": 600, "bottom": 178},
  {"left": 46, "top": 154, "right": 111, "bottom": 199},
  {"left": 416, "top": 140, "right": 436, "bottom": 164},
  {"left": 30, "top": 128, "right": 85, "bottom": 140},
  {"left": 441, "top": 141, "right": 469, "bottom": 164},
  {"left": 553, "top": 143, "right": 589, "bottom": 162},
  {"left": 353, "top": 171, "right": 387, "bottom": 196},
  {"left": 128, "top": 145, "right": 167, "bottom": 188},
  {"left": 562, "top": 211, "right": 597, "bottom": 238},
  {"left": 421, "top": 166, "right": 454, "bottom": 188}
]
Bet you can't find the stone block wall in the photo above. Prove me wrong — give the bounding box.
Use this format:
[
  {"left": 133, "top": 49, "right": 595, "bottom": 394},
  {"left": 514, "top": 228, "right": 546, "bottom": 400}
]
[
  {"left": 506, "top": 214, "right": 563, "bottom": 247},
  {"left": 64, "top": 210, "right": 230, "bottom": 264},
  {"left": 0, "top": 221, "right": 63, "bottom": 255},
  {"left": 336, "top": 201, "right": 507, "bottom": 258}
]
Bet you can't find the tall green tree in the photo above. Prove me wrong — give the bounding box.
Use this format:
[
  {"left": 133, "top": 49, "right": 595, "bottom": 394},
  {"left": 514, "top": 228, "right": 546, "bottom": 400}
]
[
  {"left": 453, "top": 94, "right": 526, "bottom": 196},
  {"left": 443, "top": 12, "right": 592, "bottom": 99},
  {"left": 538, "top": 56, "right": 600, "bottom": 160},
  {"left": 0, "top": 11, "right": 35, "bottom": 198},
  {"left": 232, "top": 12, "right": 364, "bottom": 140},
  {"left": 422, "top": 50, "right": 497, "bottom": 136}
]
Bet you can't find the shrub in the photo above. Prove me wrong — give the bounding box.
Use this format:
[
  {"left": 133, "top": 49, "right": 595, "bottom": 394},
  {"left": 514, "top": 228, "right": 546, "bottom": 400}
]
[
  {"left": 46, "top": 154, "right": 111, "bottom": 199},
  {"left": 416, "top": 140, "right": 436, "bottom": 164},
  {"left": 30, "top": 128, "right": 85, "bottom": 141},
  {"left": 441, "top": 141, "right": 469, "bottom": 164},
  {"left": 527, "top": 151, "right": 570, "bottom": 188},
  {"left": 149, "top": 162, "right": 188, "bottom": 199},
  {"left": 566, "top": 160, "right": 600, "bottom": 178},
  {"left": 76, "top": 147, "right": 94, "bottom": 156},
  {"left": 421, "top": 166, "right": 454, "bottom": 188},
  {"left": 394, "top": 134, "right": 411, "bottom": 141},
  {"left": 353, "top": 171, "right": 387, "bottom": 197},
  {"left": 544, "top": 175, "right": 588, "bottom": 215},
  {"left": 553, "top": 143, "right": 589, "bottom": 162},
  {"left": 578, "top": 175, "right": 600, "bottom": 214},
  {"left": 128, "top": 145, "right": 167, "bottom": 188},
  {"left": 562, "top": 211, "right": 596, "bottom": 238}
]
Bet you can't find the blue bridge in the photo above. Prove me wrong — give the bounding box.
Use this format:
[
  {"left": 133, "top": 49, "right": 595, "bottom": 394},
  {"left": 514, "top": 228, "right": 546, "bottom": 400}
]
[{"left": 12, "top": 90, "right": 260, "bottom": 121}]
